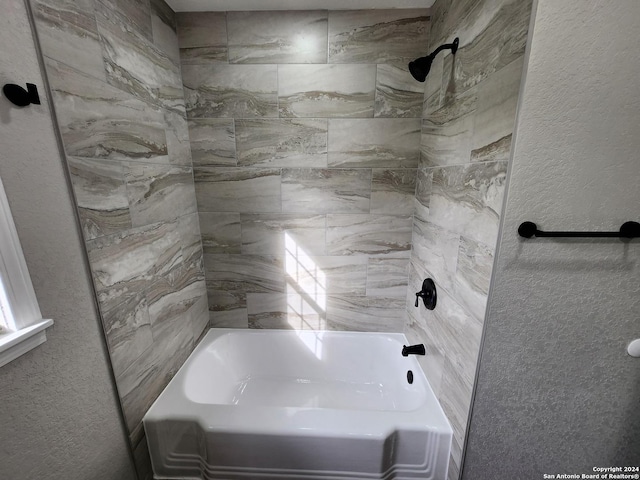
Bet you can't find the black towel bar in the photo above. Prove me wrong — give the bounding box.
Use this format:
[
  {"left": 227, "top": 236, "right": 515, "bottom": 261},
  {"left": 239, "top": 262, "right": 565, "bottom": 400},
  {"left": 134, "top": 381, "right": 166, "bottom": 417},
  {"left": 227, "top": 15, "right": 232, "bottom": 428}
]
[{"left": 518, "top": 221, "right": 640, "bottom": 239}]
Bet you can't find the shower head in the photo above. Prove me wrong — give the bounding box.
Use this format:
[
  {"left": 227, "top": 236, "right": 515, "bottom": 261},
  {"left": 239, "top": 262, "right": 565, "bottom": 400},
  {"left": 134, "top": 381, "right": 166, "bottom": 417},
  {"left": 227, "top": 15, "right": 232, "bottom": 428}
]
[{"left": 408, "top": 37, "right": 459, "bottom": 82}]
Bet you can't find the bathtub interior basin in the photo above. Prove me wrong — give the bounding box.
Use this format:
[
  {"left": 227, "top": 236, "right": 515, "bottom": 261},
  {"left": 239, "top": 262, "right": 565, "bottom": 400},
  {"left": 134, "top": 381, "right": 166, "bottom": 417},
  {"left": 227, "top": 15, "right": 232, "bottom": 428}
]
[{"left": 143, "top": 328, "right": 453, "bottom": 480}]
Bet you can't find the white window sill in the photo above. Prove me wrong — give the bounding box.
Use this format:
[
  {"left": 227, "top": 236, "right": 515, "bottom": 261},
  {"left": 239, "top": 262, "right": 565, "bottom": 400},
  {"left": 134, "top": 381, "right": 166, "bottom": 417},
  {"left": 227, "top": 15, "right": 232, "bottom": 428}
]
[{"left": 0, "top": 319, "right": 54, "bottom": 367}]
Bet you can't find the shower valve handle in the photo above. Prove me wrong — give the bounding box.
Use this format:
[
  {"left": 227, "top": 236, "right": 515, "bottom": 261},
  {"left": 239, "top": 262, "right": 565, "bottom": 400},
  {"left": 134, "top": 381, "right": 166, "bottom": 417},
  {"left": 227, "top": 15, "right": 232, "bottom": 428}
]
[{"left": 415, "top": 278, "right": 437, "bottom": 310}]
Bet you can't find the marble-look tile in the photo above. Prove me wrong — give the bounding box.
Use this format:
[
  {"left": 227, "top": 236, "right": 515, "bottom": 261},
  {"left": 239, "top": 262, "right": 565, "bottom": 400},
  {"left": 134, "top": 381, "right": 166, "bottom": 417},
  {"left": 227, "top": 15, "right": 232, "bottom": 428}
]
[
  {"left": 454, "top": 235, "right": 493, "bottom": 322},
  {"left": 278, "top": 64, "right": 376, "bottom": 118},
  {"left": 199, "top": 213, "right": 241, "bottom": 254},
  {"left": 241, "top": 214, "right": 326, "bottom": 255},
  {"left": 150, "top": 0, "right": 180, "bottom": 65},
  {"left": 95, "top": 1, "right": 184, "bottom": 112},
  {"left": 67, "top": 157, "right": 131, "bottom": 240},
  {"left": 46, "top": 58, "right": 168, "bottom": 163},
  {"left": 438, "top": 357, "right": 473, "bottom": 459},
  {"left": 204, "top": 254, "right": 285, "bottom": 295},
  {"left": 125, "top": 164, "right": 197, "bottom": 227},
  {"left": 132, "top": 434, "right": 153, "bottom": 480},
  {"left": 177, "top": 213, "right": 205, "bottom": 266},
  {"left": 182, "top": 64, "right": 278, "bottom": 118},
  {"left": 428, "top": 0, "right": 478, "bottom": 46},
  {"left": 374, "top": 65, "right": 425, "bottom": 118},
  {"left": 96, "top": 0, "right": 153, "bottom": 41},
  {"left": 428, "top": 161, "right": 507, "bottom": 247},
  {"left": 421, "top": 86, "right": 477, "bottom": 167},
  {"left": 411, "top": 218, "right": 460, "bottom": 296},
  {"left": 176, "top": 12, "right": 227, "bottom": 64},
  {"left": 227, "top": 11, "right": 328, "bottom": 64},
  {"left": 326, "top": 214, "right": 412, "bottom": 257},
  {"left": 206, "top": 284, "right": 246, "bottom": 312},
  {"left": 87, "top": 221, "right": 182, "bottom": 313},
  {"left": 236, "top": 119, "right": 328, "bottom": 168},
  {"left": 33, "top": 0, "right": 105, "bottom": 80},
  {"left": 247, "top": 293, "right": 326, "bottom": 330},
  {"left": 471, "top": 57, "right": 523, "bottom": 162},
  {"left": 366, "top": 258, "right": 409, "bottom": 297},
  {"left": 328, "top": 118, "right": 421, "bottom": 168},
  {"left": 188, "top": 119, "right": 236, "bottom": 167},
  {"left": 210, "top": 309, "right": 249, "bottom": 328},
  {"left": 413, "top": 166, "right": 432, "bottom": 222},
  {"left": 287, "top": 256, "right": 368, "bottom": 296},
  {"left": 370, "top": 169, "right": 416, "bottom": 215},
  {"left": 102, "top": 293, "right": 153, "bottom": 378},
  {"left": 281, "top": 168, "right": 371, "bottom": 214},
  {"left": 164, "top": 109, "right": 193, "bottom": 166},
  {"left": 194, "top": 167, "right": 281, "bottom": 213},
  {"left": 328, "top": 9, "right": 430, "bottom": 66},
  {"left": 423, "top": 52, "right": 444, "bottom": 116},
  {"left": 326, "top": 296, "right": 405, "bottom": 332},
  {"left": 440, "top": 0, "right": 532, "bottom": 93}
]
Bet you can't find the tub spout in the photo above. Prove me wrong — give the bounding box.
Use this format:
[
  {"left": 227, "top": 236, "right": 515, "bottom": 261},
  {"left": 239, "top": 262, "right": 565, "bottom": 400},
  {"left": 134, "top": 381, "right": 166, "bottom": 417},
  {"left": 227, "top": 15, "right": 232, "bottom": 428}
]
[{"left": 402, "top": 344, "right": 426, "bottom": 356}]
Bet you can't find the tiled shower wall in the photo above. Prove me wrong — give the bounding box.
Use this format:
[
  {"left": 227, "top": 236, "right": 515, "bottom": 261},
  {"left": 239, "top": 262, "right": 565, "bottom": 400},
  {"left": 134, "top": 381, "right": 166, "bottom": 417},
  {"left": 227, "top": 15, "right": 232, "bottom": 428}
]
[
  {"left": 176, "top": 10, "right": 430, "bottom": 331},
  {"left": 403, "top": 0, "right": 533, "bottom": 478},
  {"left": 31, "top": 0, "right": 208, "bottom": 477}
]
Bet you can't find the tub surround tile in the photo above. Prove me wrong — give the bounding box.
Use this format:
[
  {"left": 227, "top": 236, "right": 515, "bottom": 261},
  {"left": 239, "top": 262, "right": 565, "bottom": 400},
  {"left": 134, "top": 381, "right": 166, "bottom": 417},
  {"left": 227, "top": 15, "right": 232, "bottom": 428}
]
[
  {"left": 328, "top": 9, "right": 430, "bottom": 66},
  {"left": 421, "top": 86, "right": 477, "bottom": 168},
  {"left": 204, "top": 254, "right": 285, "bottom": 295},
  {"left": 236, "top": 119, "right": 328, "bottom": 168},
  {"left": 454, "top": 235, "right": 492, "bottom": 322},
  {"left": 428, "top": 161, "right": 507, "bottom": 247},
  {"left": 210, "top": 308, "right": 249, "bottom": 328},
  {"left": 33, "top": 0, "right": 106, "bottom": 81},
  {"left": 241, "top": 214, "right": 326, "bottom": 256},
  {"left": 96, "top": 0, "right": 153, "bottom": 42},
  {"left": 374, "top": 65, "right": 425, "bottom": 118},
  {"left": 288, "top": 256, "right": 368, "bottom": 296},
  {"left": 423, "top": 53, "right": 444, "bottom": 117},
  {"left": 206, "top": 287, "right": 246, "bottom": 312},
  {"left": 176, "top": 12, "right": 228, "bottom": 64},
  {"left": 46, "top": 58, "right": 169, "bottom": 163},
  {"left": 199, "top": 213, "right": 242, "bottom": 254},
  {"left": 188, "top": 119, "right": 236, "bottom": 167},
  {"left": 177, "top": 213, "right": 205, "bottom": 266},
  {"left": 150, "top": 0, "right": 180, "bottom": 65},
  {"left": 328, "top": 118, "right": 421, "bottom": 168},
  {"left": 278, "top": 64, "right": 376, "bottom": 118},
  {"left": 195, "top": 167, "right": 281, "bottom": 213},
  {"left": 125, "top": 164, "right": 197, "bottom": 227},
  {"left": 95, "top": 1, "right": 184, "bottom": 112},
  {"left": 182, "top": 64, "right": 278, "bottom": 118},
  {"left": 326, "top": 214, "right": 412, "bottom": 257},
  {"left": 413, "top": 166, "right": 433, "bottom": 222},
  {"left": 163, "top": 109, "right": 193, "bottom": 166},
  {"left": 370, "top": 169, "right": 417, "bottom": 215},
  {"left": 326, "top": 296, "right": 405, "bottom": 332},
  {"left": 227, "top": 11, "right": 328, "bottom": 64},
  {"left": 366, "top": 258, "right": 409, "bottom": 297},
  {"left": 411, "top": 219, "right": 460, "bottom": 296},
  {"left": 281, "top": 168, "right": 371, "bottom": 214},
  {"left": 67, "top": 157, "right": 132, "bottom": 240},
  {"left": 247, "top": 293, "right": 326, "bottom": 330}
]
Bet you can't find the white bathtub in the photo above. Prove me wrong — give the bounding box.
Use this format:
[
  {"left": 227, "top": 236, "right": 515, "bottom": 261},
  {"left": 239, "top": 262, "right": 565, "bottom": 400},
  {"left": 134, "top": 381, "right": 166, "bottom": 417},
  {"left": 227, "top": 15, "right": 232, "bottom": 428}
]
[{"left": 143, "top": 329, "right": 452, "bottom": 480}]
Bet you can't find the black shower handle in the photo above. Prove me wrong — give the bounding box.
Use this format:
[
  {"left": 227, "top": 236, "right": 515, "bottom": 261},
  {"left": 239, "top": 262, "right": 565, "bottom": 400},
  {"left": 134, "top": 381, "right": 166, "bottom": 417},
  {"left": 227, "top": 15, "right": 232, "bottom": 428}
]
[{"left": 415, "top": 278, "right": 437, "bottom": 310}]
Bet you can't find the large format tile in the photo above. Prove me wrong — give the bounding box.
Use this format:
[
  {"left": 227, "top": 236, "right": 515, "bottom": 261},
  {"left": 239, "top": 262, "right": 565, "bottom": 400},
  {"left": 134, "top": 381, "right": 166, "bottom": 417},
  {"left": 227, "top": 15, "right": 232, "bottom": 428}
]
[
  {"left": 326, "top": 214, "right": 412, "bottom": 257},
  {"left": 370, "top": 169, "right": 417, "bottom": 215},
  {"left": 240, "top": 214, "right": 326, "bottom": 255},
  {"left": 413, "top": 165, "right": 433, "bottom": 222},
  {"left": 188, "top": 119, "right": 236, "bottom": 167},
  {"left": 176, "top": 12, "right": 228, "bottom": 64},
  {"left": 199, "top": 213, "right": 242, "bottom": 254},
  {"left": 247, "top": 293, "right": 326, "bottom": 330},
  {"left": 326, "top": 296, "right": 405, "bottom": 332},
  {"left": 278, "top": 64, "right": 376, "bottom": 118},
  {"left": 46, "top": 58, "right": 168, "bottom": 163},
  {"left": 281, "top": 168, "right": 371, "bottom": 214},
  {"left": 95, "top": 1, "right": 184, "bottom": 112},
  {"left": 328, "top": 9, "right": 430, "bottom": 66},
  {"left": 236, "top": 119, "right": 328, "bottom": 168},
  {"left": 125, "top": 164, "right": 197, "bottom": 227},
  {"left": 421, "top": 86, "right": 477, "bottom": 167},
  {"left": 96, "top": 0, "right": 153, "bottom": 41},
  {"left": 183, "top": 64, "right": 278, "bottom": 118},
  {"left": 87, "top": 221, "right": 183, "bottom": 314},
  {"left": 374, "top": 65, "right": 425, "bottom": 118},
  {"left": 454, "top": 235, "right": 493, "bottom": 322},
  {"left": 227, "top": 11, "right": 328, "bottom": 64},
  {"left": 163, "top": 109, "right": 192, "bottom": 166},
  {"left": 366, "top": 258, "right": 409, "bottom": 297},
  {"left": 328, "top": 118, "right": 421, "bottom": 168},
  {"left": 194, "top": 167, "right": 281, "bottom": 213},
  {"left": 33, "top": 0, "right": 105, "bottom": 80},
  {"left": 286, "top": 256, "right": 368, "bottom": 296},
  {"left": 204, "top": 254, "right": 285, "bottom": 294},
  {"left": 428, "top": 161, "right": 507, "bottom": 247},
  {"left": 210, "top": 308, "right": 249, "bottom": 329},
  {"left": 151, "top": 0, "right": 179, "bottom": 65},
  {"left": 67, "top": 157, "right": 131, "bottom": 240}
]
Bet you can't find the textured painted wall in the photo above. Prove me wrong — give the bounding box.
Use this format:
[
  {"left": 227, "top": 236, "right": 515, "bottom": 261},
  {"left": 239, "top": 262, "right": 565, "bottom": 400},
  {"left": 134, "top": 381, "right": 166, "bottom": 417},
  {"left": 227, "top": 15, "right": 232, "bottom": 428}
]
[
  {"left": 30, "top": 0, "right": 208, "bottom": 477},
  {"left": 0, "top": 1, "right": 135, "bottom": 479},
  {"left": 463, "top": 1, "right": 640, "bottom": 478},
  {"left": 177, "top": 10, "right": 430, "bottom": 331},
  {"left": 403, "top": 0, "right": 532, "bottom": 477}
]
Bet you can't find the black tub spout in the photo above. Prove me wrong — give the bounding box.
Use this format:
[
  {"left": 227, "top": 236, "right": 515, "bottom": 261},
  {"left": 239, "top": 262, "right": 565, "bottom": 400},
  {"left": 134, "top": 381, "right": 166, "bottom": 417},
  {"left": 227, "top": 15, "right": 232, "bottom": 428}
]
[{"left": 402, "top": 344, "right": 426, "bottom": 356}]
